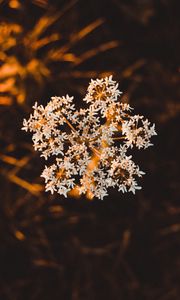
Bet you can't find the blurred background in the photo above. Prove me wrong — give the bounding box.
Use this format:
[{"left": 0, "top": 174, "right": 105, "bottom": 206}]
[{"left": 0, "top": 0, "right": 180, "bottom": 299}]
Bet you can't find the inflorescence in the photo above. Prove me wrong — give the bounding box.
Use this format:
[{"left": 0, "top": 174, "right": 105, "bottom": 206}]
[{"left": 22, "top": 76, "right": 157, "bottom": 200}]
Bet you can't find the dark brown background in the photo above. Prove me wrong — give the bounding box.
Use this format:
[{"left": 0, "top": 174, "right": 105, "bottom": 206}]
[{"left": 0, "top": 0, "right": 180, "bottom": 299}]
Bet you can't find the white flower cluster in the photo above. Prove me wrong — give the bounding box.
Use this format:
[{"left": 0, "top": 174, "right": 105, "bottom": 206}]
[{"left": 22, "top": 76, "right": 157, "bottom": 200}]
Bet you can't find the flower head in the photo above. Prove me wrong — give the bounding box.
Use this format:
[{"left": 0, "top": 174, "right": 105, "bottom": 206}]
[{"left": 22, "top": 76, "right": 157, "bottom": 200}]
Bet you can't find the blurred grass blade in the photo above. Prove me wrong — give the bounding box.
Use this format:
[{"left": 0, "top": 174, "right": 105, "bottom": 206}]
[
  {"left": 28, "top": 0, "right": 78, "bottom": 41},
  {"left": 73, "top": 40, "right": 119, "bottom": 66},
  {"left": 47, "top": 18, "right": 104, "bottom": 61},
  {"left": 8, "top": 174, "right": 43, "bottom": 195}
]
